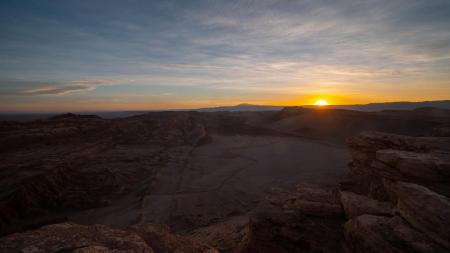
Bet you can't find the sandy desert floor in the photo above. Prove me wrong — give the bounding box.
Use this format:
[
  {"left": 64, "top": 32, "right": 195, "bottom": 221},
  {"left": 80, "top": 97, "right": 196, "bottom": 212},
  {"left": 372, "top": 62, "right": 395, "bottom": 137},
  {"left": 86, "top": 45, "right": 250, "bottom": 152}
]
[{"left": 70, "top": 134, "right": 349, "bottom": 231}]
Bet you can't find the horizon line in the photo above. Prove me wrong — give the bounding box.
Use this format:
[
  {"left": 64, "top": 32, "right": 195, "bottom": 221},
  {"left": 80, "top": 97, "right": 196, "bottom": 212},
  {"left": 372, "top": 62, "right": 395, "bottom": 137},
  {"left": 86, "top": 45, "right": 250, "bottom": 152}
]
[{"left": 1, "top": 99, "right": 449, "bottom": 114}]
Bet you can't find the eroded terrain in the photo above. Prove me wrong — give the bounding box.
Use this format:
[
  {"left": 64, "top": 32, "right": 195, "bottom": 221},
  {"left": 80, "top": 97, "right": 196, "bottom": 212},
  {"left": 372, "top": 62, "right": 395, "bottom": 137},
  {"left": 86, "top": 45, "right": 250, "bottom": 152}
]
[{"left": 1, "top": 107, "right": 449, "bottom": 253}]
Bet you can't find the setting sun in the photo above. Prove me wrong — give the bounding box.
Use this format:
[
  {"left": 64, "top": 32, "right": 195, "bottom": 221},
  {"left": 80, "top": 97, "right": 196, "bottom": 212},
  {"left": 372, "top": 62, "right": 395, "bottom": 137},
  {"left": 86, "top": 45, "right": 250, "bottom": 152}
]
[{"left": 314, "top": 99, "right": 329, "bottom": 106}]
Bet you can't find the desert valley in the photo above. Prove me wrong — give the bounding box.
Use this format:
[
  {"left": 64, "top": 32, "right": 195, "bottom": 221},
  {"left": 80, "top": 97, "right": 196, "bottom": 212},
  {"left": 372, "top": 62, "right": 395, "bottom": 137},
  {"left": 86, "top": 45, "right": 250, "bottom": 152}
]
[{"left": 1, "top": 106, "right": 449, "bottom": 252}]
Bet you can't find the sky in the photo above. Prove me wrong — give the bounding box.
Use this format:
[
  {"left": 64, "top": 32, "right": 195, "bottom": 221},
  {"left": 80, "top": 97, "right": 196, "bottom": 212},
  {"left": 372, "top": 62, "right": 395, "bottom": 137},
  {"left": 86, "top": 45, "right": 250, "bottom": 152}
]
[{"left": 1, "top": 0, "right": 450, "bottom": 112}]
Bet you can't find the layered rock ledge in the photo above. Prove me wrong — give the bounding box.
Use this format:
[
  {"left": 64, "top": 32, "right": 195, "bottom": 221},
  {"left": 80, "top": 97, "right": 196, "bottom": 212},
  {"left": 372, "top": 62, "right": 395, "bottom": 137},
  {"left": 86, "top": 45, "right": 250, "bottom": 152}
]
[
  {"left": 340, "top": 131, "right": 450, "bottom": 252},
  {"left": 0, "top": 223, "right": 218, "bottom": 253}
]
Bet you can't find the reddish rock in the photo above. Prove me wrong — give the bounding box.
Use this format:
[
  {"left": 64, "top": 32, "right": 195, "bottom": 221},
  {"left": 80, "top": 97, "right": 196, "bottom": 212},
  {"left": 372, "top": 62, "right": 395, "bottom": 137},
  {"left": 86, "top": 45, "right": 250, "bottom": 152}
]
[
  {"left": 243, "top": 205, "right": 343, "bottom": 253},
  {"left": 0, "top": 222, "right": 220, "bottom": 253},
  {"left": 188, "top": 216, "right": 249, "bottom": 253},
  {"left": 344, "top": 215, "right": 448, "bottom": 253},
  {"left": 346, "top": 131, "right": 450, "bottom": 199},
  {"left": 339, "top": 191, "right": 393, "bottom": 219},
  {"left": 384, "top": 181, "right": 450, "bottom": 249},
  {"left": 290, "top": 184, "right": 343, "bottom": 217},
  {"left": 0, "top": 223, "right": 154, "bottom": 253},
  {"left": 343, "top": 131, "right": 450, "bottom": 252},
  {"left": 126, "top": 223, "right": 218, "bottom": 253},
  {"left": 242, "top": 185, "right": 345, "bottom": 253},
  {"left": 372, "top": 150, "right": 450, "bottom": 196}
]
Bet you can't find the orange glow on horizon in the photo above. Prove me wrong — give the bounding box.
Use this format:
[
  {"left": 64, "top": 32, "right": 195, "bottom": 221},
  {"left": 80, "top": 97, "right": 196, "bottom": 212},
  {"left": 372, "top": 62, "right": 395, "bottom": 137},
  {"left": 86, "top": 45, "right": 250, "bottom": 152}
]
[{"left": 2, "top": 93, "right": 448, "bottom": 113}]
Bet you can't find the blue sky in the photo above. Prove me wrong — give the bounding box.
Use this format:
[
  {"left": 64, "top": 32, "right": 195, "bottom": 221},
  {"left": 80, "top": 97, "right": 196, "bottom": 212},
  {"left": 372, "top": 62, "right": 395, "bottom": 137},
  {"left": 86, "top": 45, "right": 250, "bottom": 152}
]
[{"left": 1, "top": 0, "right": 450, "bottom": 111}]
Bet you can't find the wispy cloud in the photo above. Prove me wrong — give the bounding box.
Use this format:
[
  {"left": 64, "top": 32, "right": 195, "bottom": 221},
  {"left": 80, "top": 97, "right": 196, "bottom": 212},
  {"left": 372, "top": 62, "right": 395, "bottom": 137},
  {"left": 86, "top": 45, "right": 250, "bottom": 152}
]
[
  {"left": 23, "top": 84, "right": 94, "bottom": 95},
  {"left": 1, "top": 79, "right": 117, "bottom": 96}
]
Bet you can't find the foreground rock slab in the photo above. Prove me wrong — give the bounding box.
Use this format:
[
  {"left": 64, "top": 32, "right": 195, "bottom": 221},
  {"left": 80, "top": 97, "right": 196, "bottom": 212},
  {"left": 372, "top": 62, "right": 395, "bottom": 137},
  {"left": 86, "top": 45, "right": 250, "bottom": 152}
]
[
  {"left": 373, "top": 150, "right": 450, "bottom": 196},
  {"left": 290, "top": 184, "right": 343, "bottom": 217},
  {"left": 188, "top": 216, "right": 249, "bottom": 253},
  {"left": 344, "top": 215, "right": 448, "bottom": 253},
  {"left": 384, "top": 181, "right": 450, "bottom": 249},
  {"left": 0, "top": 223, "right": 153, "bottom": 253},
  {"left": 127, "top": 223, "right": 218, "bottom": 253},
  {"left": 339, "top": 191, "right": 393, "bottom": 219},
  {"left": 0, "top": 222, "right": 218, "bottom": 253},
  {"left": 242, "top": 184, "right": 344, "bottom": 253},
  {"left": 346, "top": 131, "right": 450, "bottom": 199}
]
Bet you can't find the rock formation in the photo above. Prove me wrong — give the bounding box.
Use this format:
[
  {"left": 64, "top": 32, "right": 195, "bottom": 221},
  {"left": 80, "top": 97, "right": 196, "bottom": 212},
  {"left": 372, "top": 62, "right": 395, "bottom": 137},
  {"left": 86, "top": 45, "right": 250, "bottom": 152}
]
[
  {"left": 344, "top": 215, "right": 447, "bottom": 253},
  {"left": 340, "top": 131, "right": 450, "bottom": 252},
  {"left": 0, "top": 223, "right": 218, "bottom": 253},
  {"left": 241, "top": 184, "right": 345, "bottom": 253},
  {"left": 339, "top": 190, "right": 393, "bottom": 218},
  {"left": 0, "top": 112, "right": 209, "bottom": 236},
  {"left": 239, "top": 130, "right": 450, "bottom": 253}
]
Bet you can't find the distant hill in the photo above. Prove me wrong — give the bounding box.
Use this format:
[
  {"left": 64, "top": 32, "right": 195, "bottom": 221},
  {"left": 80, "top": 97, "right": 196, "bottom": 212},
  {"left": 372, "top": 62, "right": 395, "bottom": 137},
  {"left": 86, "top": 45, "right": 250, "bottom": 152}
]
[
  {"left": 0, "top": 111, "right": 144, "bottom": 122},
  {"left": 324, "top": 100, "right": 450, "bottom": 111},
  {"left": 196, "top": 103, "right": 284, "bottom": 112}
]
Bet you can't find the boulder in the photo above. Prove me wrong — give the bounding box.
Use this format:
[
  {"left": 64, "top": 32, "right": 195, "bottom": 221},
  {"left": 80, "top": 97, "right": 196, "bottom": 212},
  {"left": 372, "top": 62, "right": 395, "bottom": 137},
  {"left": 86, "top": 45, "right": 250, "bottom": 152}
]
[
  {"left": 348, "top": 131, "right": 450, "bottom": 178},
  {"left": 126, "top": 223, "right": 218, "bottom": 253},
  {"left": 339, "top": 171, "right": 389, "bottom": 200},
  {"left": 346, "top": 131, "right": 450, "bottom": 199},
  {"left": 339, "top": 191, "right": 393, "bottom": 218},
  {"left": 188, "top": 216, "right": 249, "bottom": 253},
  {"left": 242, "top": 185, "right": 345, "bottom": 253},
  {"left": 289, "top": 184, "right": 343, "bottom": 217},
  {"left": 384, "top": 181, "right": 450, "bottom": 249},
  {"left": 344, "top": 215, "right": 448, "bottom": 253},
  {"left": 243, "top": 204, "right": 343, "bottom": 253},
  {"left": 372, "top": 150, "right": 450, "bottom": 196},
  {"left": 374, "top": 150, "right": 448, "bottom": 179}
]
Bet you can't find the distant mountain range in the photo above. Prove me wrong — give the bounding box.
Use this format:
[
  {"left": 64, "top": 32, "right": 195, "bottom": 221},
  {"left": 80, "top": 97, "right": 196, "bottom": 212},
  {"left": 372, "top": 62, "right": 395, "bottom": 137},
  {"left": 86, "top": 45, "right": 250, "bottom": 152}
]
[
  {"left": 1, "top": 100, "right": 449, "bottom": 121},
  {"left": 196, "top": 100, "right": 450, "bottom": 112},
  {"left": 326, "top": 100, "right": 450, "bottom": 111}
]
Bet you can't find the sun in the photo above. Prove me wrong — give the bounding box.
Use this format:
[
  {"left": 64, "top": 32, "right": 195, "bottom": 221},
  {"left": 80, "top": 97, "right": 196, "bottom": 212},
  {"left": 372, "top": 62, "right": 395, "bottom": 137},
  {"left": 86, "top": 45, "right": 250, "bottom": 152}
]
[{"left": 314, "top": 99, "right": 329, "bottom": 106}]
